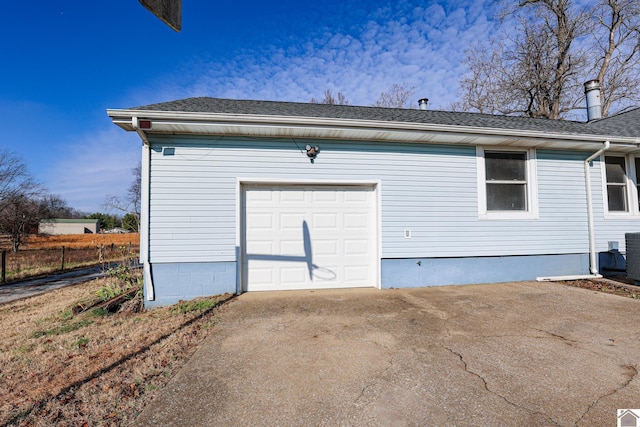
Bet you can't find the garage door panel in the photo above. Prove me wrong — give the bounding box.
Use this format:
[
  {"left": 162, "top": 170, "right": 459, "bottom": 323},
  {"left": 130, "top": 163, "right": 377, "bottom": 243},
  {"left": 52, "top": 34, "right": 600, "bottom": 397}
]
[
  {"left": 279, "top": 213, "right": 305, "bottom": 229},
  {"left": 249, "top": 266, "right": 273, "bottom": 286},
  {"left": 246, "top": 213, "right": 273, "bottom": 229},
  {"left": 246, "top": 240, "right": 274, "bottom": 254},
  {"left": 280, "top": 266, "right": 307, "bottom": 284},
  {"left": 279, "top": 240, "right": 304, "bottom": 254},
  {"left": 279, "top": 189, "right": 305, "bottom": 203},
  {"left": 344, "top": 239, "right": 370, "bottom": 255},
  {"left": 344, "top": 189, "right": 369, "bottom": 202},
  {"left": 243, "top": 184, "right": 377, "bottom": 291},
  {"left": 344, "top": 213, "right": 369, "bottom": 229},
  {"left": 312, "top": 265, "right": 339, "bottom": 282},
  {"left": 312, "top": 190, "right": 338, "bottom": 202},
  {"left": 313, "top": 240, "right": 338, "bottom": 256},
  {"left": 344, "top": 266, "right": 371, "bottom": 282},
  {"left": 312, "top": 213, "right": 338, "bottom": 229},
  {"left": 245, "top": 188, "right": 274, "bottom": 202}
]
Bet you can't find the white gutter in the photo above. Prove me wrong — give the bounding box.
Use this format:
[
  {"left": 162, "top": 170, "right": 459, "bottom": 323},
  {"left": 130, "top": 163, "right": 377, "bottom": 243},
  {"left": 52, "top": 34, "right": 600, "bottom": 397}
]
[
  {"left": 132, "top": 116, "right": 150, "bottom": 145},
  {"left": 536, "top": 140, "right": 610, "bottom": 282},
  {"left": 132, "top": 116, "right": 155, "bottom": 301},
  {"left": 107, "top": 109, "right": 640, "bottom": 148}
]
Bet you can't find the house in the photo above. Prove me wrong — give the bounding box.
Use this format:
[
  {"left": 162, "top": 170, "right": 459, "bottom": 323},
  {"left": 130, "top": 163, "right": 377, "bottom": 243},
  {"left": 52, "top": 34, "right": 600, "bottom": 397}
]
[
  {"left": 108, "top": 90, "right": 640, "bottom": 307},
  {"left": 619, "top": 409, "right": 640, "bottom": 427},
  {"left": 39, "top": 219, "right": 100, "bottom": 235}
]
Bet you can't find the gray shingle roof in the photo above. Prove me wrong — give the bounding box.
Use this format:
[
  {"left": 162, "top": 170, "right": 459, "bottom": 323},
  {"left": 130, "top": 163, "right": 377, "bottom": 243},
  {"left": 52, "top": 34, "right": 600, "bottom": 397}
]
[
  {"left": 129, "top": 97, "right": 640, "bottom": 139},
  {"left": 585, "top": 108, "right": 640, "bottom": 137}
]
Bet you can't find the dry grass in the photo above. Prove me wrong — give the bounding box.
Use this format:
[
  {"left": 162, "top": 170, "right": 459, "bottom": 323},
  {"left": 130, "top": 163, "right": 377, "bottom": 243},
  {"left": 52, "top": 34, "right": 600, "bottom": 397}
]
[
  {"left": 0, "top": 276, "right": 232, "bottom": 426},
  {"left": 1, "top": 234, "right": 140, "bottom": 283},
  {"left": 21, "top": 233, "right": 140, "bottom": 250}
]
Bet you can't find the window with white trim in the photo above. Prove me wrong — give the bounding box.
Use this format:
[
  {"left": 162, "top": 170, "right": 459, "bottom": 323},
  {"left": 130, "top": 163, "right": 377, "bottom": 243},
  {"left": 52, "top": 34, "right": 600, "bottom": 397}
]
[
  {"left": 604, "top": 156, "right": 629, "bottom": 212},
  {"left": 477, "top": 147, "right": 538, "bottom": 219},
  {"left": 603, "top": 155, "right": 640, "bottom": 216}
]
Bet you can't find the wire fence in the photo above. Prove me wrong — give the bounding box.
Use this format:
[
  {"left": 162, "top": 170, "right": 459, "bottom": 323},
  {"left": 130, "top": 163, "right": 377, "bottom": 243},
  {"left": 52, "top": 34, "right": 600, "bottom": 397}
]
[{"left": 0, "top": 243, "right": 140, "bottom": 284}]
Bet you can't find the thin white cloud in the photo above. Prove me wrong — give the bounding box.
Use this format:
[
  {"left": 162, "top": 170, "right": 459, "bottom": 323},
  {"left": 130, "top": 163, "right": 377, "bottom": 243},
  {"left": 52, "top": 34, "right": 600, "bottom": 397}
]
[
  {"left": 134, "top": 0, "right": 500, "bottom": 110},
  {"left": 79, "top": 1, "right": 499, "bottom": 213},
  {"left": 45, "top": 127, "right": 140, "bottom": 213}
]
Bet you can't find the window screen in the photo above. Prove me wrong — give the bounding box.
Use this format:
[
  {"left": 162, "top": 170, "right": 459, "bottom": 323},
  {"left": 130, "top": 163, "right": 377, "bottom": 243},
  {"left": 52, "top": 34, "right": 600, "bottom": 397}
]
[
  {"left": 485, "top": 151, "right": 527, "bottom": 211},
  {"left": 605, "top": 156, "right": 628, "bottom": 212}
]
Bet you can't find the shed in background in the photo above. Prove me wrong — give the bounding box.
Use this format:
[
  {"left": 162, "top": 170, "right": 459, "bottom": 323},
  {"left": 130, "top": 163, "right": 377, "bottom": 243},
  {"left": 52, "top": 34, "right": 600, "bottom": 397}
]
[{"left": 39, "top": 219, "right": 100, "bottom": 235}]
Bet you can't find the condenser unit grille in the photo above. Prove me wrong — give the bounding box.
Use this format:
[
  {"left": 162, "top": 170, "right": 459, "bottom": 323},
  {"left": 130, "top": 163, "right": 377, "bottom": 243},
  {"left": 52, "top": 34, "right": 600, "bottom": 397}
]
[{"left": 625, "top": 233, "right": 640, "bottom": 281}]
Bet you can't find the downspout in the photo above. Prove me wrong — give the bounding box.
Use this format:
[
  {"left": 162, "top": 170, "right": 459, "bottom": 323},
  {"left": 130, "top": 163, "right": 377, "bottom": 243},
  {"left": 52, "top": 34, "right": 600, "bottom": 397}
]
[
  {"left": 537, "top": 141, "right": 609, "bottom": 281},
  {"left": 132, "top": 117, "right": 155, "bottom": 301},
  {"left": 584, "top": 141, "right": 610, "bottom": 274}
]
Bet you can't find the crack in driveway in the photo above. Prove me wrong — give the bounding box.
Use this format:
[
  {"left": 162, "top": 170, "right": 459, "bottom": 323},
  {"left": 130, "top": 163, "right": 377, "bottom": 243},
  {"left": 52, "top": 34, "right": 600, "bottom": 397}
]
[
  {"left": 533, "top": 328, "right": 579, "bottom": 344},
  {"left": 574, "top": 364, "right": 638, "bottom": 426},
  {"left": 354, "top": 358, "right": 394, "bottom": 406},
  {"left": 443, "top": 346, "right": 561, "bottom": 426}
]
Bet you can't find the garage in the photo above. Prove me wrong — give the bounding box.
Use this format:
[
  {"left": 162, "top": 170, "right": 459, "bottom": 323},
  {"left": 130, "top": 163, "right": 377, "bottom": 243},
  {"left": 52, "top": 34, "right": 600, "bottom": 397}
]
[{"left": 241, "top": 183, "right": 379, "bottom": 291}]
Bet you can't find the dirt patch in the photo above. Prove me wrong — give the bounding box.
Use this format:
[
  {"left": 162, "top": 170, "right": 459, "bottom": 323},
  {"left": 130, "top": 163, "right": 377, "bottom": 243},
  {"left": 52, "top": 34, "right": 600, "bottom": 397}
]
[
  {"left": 0, "top": 277, "right": 233, "bottom": 426},
  {"left": 557, "top": 276, "right": 640, "bottom": 299}
]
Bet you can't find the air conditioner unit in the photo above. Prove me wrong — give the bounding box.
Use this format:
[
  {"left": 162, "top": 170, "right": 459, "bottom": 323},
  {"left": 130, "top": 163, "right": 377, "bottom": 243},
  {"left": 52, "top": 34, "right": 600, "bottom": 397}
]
[{"left": 625, "top": 233, "right": 640, "bottom": 281}]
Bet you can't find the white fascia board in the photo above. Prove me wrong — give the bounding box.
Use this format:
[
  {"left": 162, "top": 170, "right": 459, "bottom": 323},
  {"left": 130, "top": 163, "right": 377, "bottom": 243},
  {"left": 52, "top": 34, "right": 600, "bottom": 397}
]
[{"left": 106, "top": 109, "right": 640, "bottom": 151}]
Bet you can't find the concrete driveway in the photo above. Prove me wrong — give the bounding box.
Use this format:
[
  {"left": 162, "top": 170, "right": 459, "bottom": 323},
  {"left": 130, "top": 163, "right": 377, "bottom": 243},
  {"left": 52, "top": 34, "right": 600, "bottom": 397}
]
[{"left": 134, "top": 282, "right": 640, "bottom": 426}]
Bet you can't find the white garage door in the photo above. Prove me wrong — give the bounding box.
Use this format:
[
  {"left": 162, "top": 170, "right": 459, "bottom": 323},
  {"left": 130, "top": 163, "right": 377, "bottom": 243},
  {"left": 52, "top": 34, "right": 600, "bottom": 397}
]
[{"left": 242, "top": 184, "right": 378, "bottom": 291}]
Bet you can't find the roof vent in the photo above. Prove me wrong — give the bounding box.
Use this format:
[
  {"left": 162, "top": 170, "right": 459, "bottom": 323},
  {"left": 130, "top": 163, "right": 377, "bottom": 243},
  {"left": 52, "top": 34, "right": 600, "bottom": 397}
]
[
  {"left": 418, "top": 98, "right": 429, "bottom": 111},
  {"left": 584, "top": 80, "right": 602, "bottom": 122}
]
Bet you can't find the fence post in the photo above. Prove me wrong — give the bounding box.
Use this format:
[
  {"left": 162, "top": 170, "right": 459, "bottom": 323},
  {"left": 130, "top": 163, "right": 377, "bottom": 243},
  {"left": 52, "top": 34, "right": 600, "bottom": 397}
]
[
  {"left": 61, "top": 246, "right": 65, "bottom": 270},
  {"left": 1, "top": 250, "right": 5, "bottom": 284}
]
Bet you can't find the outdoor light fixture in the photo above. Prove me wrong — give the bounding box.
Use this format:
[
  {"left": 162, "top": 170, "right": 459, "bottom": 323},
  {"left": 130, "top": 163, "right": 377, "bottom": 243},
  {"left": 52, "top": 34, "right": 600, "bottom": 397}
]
[{"left": 305, "top": 144, "right": 320, "bottom": 162}]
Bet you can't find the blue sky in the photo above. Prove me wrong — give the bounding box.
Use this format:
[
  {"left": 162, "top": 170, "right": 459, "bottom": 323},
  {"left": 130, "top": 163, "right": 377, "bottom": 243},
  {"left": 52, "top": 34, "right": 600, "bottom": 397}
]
[{"left": 0, "top": 0, "right": 498, "bottom": 213}]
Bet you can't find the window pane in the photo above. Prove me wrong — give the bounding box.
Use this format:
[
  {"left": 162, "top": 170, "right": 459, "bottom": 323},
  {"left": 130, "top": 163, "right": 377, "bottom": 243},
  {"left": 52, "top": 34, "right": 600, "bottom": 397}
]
[
  {"left": 607, "top": 185, "right": 628, "bottom": 211},
  {"left": 605, "top": 156, "right": 626, "bottom": 183},
  {"left": 487, "top": 183, "right": 526, "bottom": 210},
  {"left": 485, "top": 152, "right": 526, "bottom": 181}
]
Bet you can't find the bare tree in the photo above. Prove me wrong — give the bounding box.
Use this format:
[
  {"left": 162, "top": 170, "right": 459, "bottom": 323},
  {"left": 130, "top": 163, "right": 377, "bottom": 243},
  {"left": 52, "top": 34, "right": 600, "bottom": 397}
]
[
  {"left": 0, "top": 150, "right": 40, "bottom": 207},
  {"left": 0, "top": 150, "right": 44, "bottom": 251},
  {"left": 373, "top": 83, "right": 416, "bottom": 108},
  {"left": 0, "top": 194, "right": 41, "bottom": 252},
  {"left": 310, "top": 89, "right": 350, "bottom": 105},
  {"left": 457, "top": 0, "right": 639, "bottom": 118},
  {"left": 38, "top": 194, "right": 76, "bottom": 219},
  {"left": 589, "top": 0, "right": 640, "bottom": 116},
  {"left": 104, "top": 163, "right": 141, "bottom": 232},
  {"left": 453, "top": 44, "right": 513, "bottom": 114}
]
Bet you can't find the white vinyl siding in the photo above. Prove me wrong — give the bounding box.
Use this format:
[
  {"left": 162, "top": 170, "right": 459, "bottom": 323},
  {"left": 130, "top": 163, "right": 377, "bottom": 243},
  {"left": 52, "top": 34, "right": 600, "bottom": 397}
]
[{"left": 146, "top": 135, "right": 640, "bottom": 262}]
